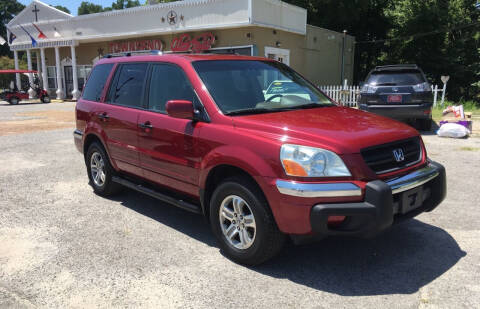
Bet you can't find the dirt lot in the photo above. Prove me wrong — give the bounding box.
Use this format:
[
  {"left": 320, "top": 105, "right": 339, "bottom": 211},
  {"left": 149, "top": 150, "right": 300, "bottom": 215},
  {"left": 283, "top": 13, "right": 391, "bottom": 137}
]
[{"left": 0, "top": 101, "right": 479, "bottom": 308}]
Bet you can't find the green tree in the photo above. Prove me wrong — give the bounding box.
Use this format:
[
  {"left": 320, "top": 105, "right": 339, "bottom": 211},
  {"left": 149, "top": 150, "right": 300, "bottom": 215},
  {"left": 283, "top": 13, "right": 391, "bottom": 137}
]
[
  {"left": 109, "top": 0, "right": 141, "bottom": 10},
  {"left": 0, "top": 0, "right": 25, "bottom": 57},
  {"left": 384, "top": 0, "right": 480, "bottom": 102},
  {"left": 78, "top": 1, "right": 104, "bottom": 15},
  {"left": 53, "top": 5, "right": 71, "bottom": 14}
]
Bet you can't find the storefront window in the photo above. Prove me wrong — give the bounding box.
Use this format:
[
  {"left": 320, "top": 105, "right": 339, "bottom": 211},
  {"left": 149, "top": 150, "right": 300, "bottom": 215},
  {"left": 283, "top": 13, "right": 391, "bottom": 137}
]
[{"left": 47, "top": 66, "right": 57, "bottom": 89}]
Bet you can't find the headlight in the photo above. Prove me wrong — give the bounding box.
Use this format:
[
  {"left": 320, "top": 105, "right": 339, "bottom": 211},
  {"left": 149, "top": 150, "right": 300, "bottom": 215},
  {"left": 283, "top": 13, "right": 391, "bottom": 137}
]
[
  {"left": 413, "top": 82, "right": 431, "bottom": 92},
  {"left": 361, "top": 84, "right": 378, "bottom": 94},
  {"left": 280, "top": 144, "right": 351, "bottom": 177}
]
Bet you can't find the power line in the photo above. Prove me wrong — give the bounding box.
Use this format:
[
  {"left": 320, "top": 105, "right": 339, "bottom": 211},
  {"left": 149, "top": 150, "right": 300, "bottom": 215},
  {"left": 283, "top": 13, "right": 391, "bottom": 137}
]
[{"left": 356, "top": 21, "right": 480, "bottom": 44}]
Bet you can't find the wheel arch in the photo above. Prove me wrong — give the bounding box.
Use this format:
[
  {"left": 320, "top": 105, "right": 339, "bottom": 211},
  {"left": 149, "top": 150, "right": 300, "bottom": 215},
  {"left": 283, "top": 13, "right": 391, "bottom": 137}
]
[
  {"left": 83, "top": 133, "right": 116, "bottom": 169},
  {"left": 201, "top": 164, "right": 268, "bottom": 223}
]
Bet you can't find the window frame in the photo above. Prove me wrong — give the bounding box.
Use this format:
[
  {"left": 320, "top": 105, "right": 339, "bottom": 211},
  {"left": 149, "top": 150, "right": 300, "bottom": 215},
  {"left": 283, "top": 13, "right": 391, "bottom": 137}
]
[
  {"left": 105, "top": 62, "right": 151, "bottom": 110},
  {"left": 144, "top": 62, "right": 210, "bottom": 122}
]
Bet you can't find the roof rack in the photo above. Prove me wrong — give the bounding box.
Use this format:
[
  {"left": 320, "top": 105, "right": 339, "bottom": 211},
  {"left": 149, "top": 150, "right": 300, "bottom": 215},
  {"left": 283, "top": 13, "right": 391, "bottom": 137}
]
[
  {"left": 103, "top": 50, "right": 164, "bottom": 58},
  {"left": 374, "top": 64, "right": 419, "bottom": 70},
  {"left": 102, "top": 49, "right": 208, "bottom": 58}
]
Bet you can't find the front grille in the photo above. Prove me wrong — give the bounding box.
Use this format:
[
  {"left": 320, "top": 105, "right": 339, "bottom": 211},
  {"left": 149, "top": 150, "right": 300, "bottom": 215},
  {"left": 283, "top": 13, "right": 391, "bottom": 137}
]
[{"left": 361, "top": 137, "right": 422, "bottom": 174}]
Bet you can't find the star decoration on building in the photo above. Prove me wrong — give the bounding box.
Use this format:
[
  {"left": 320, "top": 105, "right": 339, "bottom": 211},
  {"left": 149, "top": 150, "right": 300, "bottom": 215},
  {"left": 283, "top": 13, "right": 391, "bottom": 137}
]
[
  {"left": 180, "top": 15, "right": 184, "bottom": 21},
  {"left": 161, "top": 17, "right": 165, "bottom": 23},
  {"left": 167, "top": 10, "right": 177, "bottom": 25}
]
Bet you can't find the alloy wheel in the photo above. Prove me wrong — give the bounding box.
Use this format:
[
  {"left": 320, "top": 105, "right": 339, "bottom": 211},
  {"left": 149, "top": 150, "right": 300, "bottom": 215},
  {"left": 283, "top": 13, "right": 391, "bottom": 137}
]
[{"left": 219, "top": 195, "right": 256, "bottom": 250}]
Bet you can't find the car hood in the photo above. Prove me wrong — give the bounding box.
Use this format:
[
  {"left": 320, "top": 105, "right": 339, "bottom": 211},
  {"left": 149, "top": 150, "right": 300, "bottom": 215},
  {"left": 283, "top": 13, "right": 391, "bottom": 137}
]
[{"left": 231, "top": 106, "right": 419, "bottom": 154}]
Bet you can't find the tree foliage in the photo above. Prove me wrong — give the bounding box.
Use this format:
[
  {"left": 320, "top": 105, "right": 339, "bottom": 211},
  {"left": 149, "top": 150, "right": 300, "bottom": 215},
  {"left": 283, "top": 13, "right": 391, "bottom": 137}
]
[
  {"left": 78, "top": 2, "right": 104, "bottom": 15},
  {"left": 285, "top": 0, "right": 480, "bottom": 103},
  {"left": 53, "top": 5, "right": 71, "bottom": 14},
  {"left": 0, "top": 0, "right": 25, "bottom": 57}
]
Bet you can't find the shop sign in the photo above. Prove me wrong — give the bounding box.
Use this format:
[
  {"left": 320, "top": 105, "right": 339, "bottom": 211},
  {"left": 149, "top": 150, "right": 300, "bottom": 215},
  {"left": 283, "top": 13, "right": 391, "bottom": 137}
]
[
  {"left": 109, "top": 39, "right": 164, "bottom": 53},
  {"left": 171, "top": 32, "right": 216, "bottom": 53}
]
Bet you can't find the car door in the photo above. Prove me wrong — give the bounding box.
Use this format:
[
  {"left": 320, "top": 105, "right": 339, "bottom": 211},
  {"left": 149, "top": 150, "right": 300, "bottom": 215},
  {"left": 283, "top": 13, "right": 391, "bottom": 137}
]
[
  {"left": 101, "top": 62, "right": 149, "bottom": 175},
  {"left": 137, "top": 63, "right": 203, "bottom": 196}
]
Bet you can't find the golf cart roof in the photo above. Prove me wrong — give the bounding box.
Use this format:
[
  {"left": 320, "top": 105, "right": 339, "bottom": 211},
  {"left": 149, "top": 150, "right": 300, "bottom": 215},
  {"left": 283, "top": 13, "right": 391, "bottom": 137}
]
[{"left": 0, "top": 69, "right": 38, "bottom": 74}]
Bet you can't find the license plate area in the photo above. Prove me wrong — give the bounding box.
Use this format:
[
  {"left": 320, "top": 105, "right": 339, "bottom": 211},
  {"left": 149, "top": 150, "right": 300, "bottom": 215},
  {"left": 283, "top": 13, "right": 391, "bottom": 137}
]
[
  {"left": 388, "top": 95, "right": 403, "bottom": 103},
  {"left": 399, "top": 186, "right": 423, "bottom": 214}
]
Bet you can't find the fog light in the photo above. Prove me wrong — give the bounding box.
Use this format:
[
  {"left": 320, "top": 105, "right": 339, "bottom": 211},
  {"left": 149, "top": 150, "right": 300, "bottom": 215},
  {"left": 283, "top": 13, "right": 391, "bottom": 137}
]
[{"left": 327, "top": 215, "right": 346, "bottom": 227}]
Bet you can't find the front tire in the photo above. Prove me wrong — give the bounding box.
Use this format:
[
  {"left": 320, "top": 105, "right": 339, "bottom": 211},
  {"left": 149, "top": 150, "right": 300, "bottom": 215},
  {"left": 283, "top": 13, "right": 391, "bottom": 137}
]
[
  {"left": 86, "top": 142, "right": 121, "bottom": 196},
  {"left": 41, "top": 96, "right": 50, "bottom": 103},
  {"left": 210, "top": 177, "right": 286, "bottom": 265}
]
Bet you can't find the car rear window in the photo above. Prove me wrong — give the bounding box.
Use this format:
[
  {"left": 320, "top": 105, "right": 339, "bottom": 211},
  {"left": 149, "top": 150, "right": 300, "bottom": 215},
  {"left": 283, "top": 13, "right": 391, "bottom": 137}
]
[
  {"left": 82, "top": 63, "right": 114, "bottom": 102},
  {"left": 367, "top": 70, "right": 425, "bottom": 86}
]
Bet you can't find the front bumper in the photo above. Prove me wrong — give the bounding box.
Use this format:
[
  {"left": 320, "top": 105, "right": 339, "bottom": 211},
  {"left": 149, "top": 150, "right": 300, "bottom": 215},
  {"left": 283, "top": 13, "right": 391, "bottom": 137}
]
[
  {"left": 73, "top": 129, "right": 84, "bottom": 153},
  {"left": 359, "top": 103, "right": 432, "bottom": 120},
  {"left": 275, "top": 161, "right": 446, "bottom": 238}
]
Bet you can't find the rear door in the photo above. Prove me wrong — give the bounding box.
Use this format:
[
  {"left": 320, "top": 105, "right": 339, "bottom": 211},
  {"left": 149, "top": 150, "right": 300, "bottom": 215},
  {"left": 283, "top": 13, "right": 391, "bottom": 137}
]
[
  {"left": 137, "top": 63, "right": 203, "bottom": 196},
  {"left": 101, "top": 62, "right": 149, "bottom": 175}
]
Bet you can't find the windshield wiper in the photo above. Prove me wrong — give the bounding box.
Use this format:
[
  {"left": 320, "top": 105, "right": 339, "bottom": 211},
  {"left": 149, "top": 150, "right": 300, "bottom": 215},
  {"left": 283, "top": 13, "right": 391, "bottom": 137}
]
[
  {"left": 225, "top": 108, "right": 277, "bottom": 116},
  {"left": 292, "top": 103, "right": 333, "bottom": 109}
]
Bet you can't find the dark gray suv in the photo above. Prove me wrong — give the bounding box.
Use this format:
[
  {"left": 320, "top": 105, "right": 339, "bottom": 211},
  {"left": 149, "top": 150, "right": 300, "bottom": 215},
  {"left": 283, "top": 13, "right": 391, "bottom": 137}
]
[{"left": 358, "top": 64, "right": 433, "bottom": 131}]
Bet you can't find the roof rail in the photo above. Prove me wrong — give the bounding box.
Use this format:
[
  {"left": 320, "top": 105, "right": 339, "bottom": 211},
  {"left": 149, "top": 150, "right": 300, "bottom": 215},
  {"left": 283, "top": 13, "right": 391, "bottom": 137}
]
[
  {"left": 103, "top": 50, "right": 164, "bottom": 58},
  {"left": 374, "top": 64, "right": 418, "bottom": 70}
]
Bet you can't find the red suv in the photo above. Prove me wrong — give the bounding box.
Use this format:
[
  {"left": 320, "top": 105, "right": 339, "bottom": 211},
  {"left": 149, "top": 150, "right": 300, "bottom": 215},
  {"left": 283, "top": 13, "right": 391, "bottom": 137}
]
[{"left": 74, "top": 53, "right": 446, "bottom": 265}]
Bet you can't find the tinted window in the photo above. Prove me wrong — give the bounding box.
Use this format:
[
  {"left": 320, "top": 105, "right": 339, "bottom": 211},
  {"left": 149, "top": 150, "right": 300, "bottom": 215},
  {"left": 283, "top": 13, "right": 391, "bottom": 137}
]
[
  {"left": 109, "top": 63, "right": 148, "bottom": 107},
  {"left": 148, "top": 64, "right": 196, "bottom": 112},
  {"left": 82, "top": 63, "right": 114, "bottom": 102},
  {"left": 367, "top": 71, "right": 425, "bottom": 86}
]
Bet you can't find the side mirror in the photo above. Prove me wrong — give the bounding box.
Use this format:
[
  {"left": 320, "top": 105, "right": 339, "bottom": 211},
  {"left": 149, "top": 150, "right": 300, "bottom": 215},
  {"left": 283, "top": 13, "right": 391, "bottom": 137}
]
[{"left": 166, "top": 100, "right": 195, "bottom": 120}]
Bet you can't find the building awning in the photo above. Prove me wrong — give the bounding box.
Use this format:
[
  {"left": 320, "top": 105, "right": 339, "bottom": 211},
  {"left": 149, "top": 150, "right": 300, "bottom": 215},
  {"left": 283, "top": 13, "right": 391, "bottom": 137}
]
[{"left": 7, "top": 0, "right": 307, "bottom": 50}]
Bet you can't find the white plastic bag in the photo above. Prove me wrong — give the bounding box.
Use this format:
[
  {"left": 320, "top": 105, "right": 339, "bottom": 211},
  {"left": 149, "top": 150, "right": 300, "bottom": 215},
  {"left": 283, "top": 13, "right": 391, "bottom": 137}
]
[{"left": 437, "top": 123, "right": 470, "bottom": 138}]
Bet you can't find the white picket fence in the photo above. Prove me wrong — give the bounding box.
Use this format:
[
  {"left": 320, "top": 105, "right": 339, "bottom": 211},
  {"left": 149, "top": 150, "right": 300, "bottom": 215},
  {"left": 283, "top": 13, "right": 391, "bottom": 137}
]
[
  {"left": 318, "top": 84, "right": 446, "bottom": 108},
  {"left": 319, "top": 85, "right": 360, "bottom": 107}
]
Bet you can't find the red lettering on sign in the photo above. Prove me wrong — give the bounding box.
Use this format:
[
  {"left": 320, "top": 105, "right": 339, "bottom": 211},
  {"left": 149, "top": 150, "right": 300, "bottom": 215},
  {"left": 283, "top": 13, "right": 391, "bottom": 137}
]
[
  {"left": 171, "top": 32, "right": 216, "bottom": 52},
  {"left": 108, "top": 39, "right": 164, "bottom": 53}
]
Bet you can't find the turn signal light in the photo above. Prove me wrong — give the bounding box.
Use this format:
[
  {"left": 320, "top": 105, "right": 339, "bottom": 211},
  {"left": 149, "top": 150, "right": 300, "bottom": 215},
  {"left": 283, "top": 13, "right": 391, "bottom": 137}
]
[{"left": 282, "top": 160, "right": 308, "bottom": 177}]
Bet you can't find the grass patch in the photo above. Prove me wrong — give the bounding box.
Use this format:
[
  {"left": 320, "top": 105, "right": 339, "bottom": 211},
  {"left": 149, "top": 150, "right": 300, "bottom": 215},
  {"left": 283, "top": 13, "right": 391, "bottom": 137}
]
[{"left": 458, "top": 147, "right": 480, "bottom": 151}]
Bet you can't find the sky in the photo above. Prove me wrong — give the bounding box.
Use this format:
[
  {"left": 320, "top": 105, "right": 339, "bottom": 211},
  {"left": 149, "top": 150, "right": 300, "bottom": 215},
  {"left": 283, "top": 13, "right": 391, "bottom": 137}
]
[{"left": 18, "top": 0, "right": 119, "bottom": 16}]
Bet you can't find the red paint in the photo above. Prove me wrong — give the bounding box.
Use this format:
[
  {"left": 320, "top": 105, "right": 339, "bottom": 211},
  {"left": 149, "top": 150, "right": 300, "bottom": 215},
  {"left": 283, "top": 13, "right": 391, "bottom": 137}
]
[
  {"left": 109, "top": 39, "right": 164, "bottom": 53},
  {"left": 171, "top": 32, "right": 216, "bottom": 53},
  {"left": 166, "top": 100, "right": 195, "bottom": 119},
  {"left": 76, "top": 54, "right": 425, "bottom": 235}
]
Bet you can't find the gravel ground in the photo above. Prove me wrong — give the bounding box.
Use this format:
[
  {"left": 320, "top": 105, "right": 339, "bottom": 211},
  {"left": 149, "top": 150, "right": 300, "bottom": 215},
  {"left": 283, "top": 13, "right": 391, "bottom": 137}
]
[{"left": 1, "top": 102, "right": 479, "bottom": 308}]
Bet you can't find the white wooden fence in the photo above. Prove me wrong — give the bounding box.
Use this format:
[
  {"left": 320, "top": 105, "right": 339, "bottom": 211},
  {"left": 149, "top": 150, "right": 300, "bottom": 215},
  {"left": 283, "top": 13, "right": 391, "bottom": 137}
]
[
  {"left": 318, "top": 84, "right": 446, "bottom": 108},
  {"left": 319, "top": 85, "right": 360, "bottom": 107}
]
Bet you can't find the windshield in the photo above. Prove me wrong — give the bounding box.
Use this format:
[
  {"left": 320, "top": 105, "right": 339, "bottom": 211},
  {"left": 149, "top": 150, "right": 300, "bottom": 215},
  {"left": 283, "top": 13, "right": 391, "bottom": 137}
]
[
  {"left": 192, "top": 60, "right": 333, "bottom": 115},
  {"left": 367, "top": 70, "right": 425, "bottom": 86}
]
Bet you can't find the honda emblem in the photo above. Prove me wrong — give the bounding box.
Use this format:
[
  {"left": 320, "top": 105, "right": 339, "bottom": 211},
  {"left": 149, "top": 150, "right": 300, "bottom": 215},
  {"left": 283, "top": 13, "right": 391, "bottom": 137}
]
[{"left": 393, "top": 148, "right": 405, "bottom": 162}]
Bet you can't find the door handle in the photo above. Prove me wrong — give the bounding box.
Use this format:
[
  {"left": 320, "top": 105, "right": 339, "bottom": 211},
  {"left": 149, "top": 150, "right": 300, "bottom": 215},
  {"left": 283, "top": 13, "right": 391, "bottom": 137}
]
[
  {"left": 97, "top": 112, "right": 109, "bottom": 120},
  {"left": 139, "top": 122, "right": 153, "bottom": 129}
]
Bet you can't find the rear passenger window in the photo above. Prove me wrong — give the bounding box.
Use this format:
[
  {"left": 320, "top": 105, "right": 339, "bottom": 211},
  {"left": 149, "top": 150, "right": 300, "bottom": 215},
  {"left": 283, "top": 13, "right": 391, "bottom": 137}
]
[
  {"left": 109, "top": 63, "right": 148, "bottom": 108},
  {"left": 148, "top": 64, "right": 196, "bottom": 112},
  {"left": 82, "top": 63, "right": 114, "bottom": 102}
]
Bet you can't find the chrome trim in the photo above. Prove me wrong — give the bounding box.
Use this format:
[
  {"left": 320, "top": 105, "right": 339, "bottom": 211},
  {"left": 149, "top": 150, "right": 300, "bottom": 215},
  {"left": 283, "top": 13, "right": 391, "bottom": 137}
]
[
  {"left": 386, "top": 164, "right": 439, "bottom": 194},
  {"left": 276, "top": 180, "right": 362, "bottom": 198},
  {"left": 73, "top": 129, "right": 83, "bottom": 139}
]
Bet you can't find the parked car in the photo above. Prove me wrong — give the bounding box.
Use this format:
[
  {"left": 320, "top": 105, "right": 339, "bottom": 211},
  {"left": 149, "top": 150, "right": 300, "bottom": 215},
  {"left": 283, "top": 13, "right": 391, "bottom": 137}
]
[
  {"left": 74, "top": 54, "right": 446, "bottom": 265},
  {"left": 358, "top": 64, "right": 433, "bottom": 131}
]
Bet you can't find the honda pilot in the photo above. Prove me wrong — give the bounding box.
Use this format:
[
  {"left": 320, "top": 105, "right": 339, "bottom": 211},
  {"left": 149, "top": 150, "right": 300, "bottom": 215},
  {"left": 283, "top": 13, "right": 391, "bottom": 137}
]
[{"left": 74, "top": 54, "right": 446, "bottom": 265}]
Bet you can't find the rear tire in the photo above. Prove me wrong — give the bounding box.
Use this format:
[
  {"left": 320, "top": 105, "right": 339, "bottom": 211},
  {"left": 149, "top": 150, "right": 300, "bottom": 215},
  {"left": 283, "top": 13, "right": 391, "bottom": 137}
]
[
  {"left": 9, "top": 97, "right": 19, "bottom": 105},
  {"left": 86, "top": 142, "right": 122, "bottom": 196},
  {"left": 418, "top": 119, "right": 432, "bottom": 131},
  {"left": 210, "top": 177, "right": 286, "bottom": 265}
]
